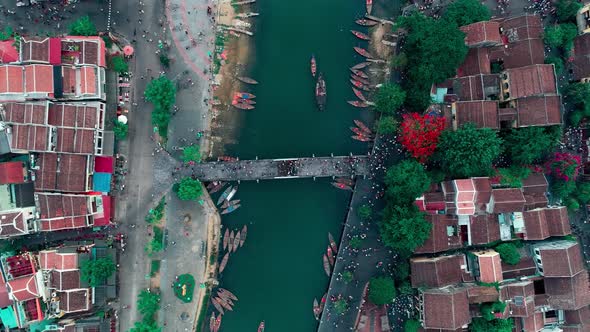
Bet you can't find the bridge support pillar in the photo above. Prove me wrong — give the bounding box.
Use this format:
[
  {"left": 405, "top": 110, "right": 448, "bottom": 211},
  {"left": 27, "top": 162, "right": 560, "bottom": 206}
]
[
  {"left": 238, "top": 180, "right": 241, "bottom": 184},
  {"left": 256, "top": 179, "right": 259, "bottom": 183},
  {"left": 313, "top": 177, "right": 316, "bottom": 181}
]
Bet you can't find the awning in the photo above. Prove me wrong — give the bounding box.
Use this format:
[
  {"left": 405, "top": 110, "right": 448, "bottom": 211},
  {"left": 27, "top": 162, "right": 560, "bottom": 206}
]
[
  {"left": 94, "top": 156, "right": 114, "bottom": 173},
  {"left": 0, "top": 307, "right": 17, "bottom": 329},
  {"left": 93, "top": 195, "right": 112, "bottom": 226},
  {"left": 92, "top": 173, "right": 112, "bottom": 193}
]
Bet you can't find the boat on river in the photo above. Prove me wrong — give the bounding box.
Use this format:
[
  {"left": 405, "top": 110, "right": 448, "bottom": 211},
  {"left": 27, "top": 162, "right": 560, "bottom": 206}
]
[
  {"left": 323, "top": 254, "right": 331, "bottom": 276},
  {"left": 210, "top": 313, "right": 216, "bottom": 332},
  {"left": 354, "top": 120, "right": 372, "bottom": 134},
  {"left": 366, "top": 0, "right": 373, "bottom": 14},
  {"left": 352, "top": 61, "right": 372, "bottom": 70},
  {"left": 223, "top": 229, "right": 230, "bottom": 251},
  {"left": 219, "top": 156, "right": 238, "bottom": 162},
  {"left": 356, "top": 18, "right": 378, "bottom": 26},
  {"left": 221, "top": 199, "right": 241, "bottom": 209},
  {"left": 258, "top": 321, "right": 265, "bottom": 332},
  {"left": 315, "top": 72, "right": 327, "bottom": 111},
  {"left": 350, "top": 68, "right": 369, "bottom": 79},
  {"left": 332, "top": 182, "right": 353, "bottom": 191},
  {"left": 351, "top": 126, "right": 369, "bottom": 136},
  {"left": 351, "top": 74, "right": 370, "bottom": 85},
  {"left": 217, "top": 296, "right": 233, "bottom": 311},
  {"left": 212, "top": 315, "right": 222, "bottom": 332},
  {"left": 352, "top": 135, "right": 372, "bottom": 142},
  {"left": 352, "top": 87, "right": 367, "bottom": 102},
  {"left": 234, "top": 92, "right": 256, "bottom": 99},
  {"left": 336, "top": 178, "right": 354, "bottom": 187},
  {"left": 354, "top": 46, "right": 373, "bottom": 58},
  {"left": 313, "top": 298, "right": 321, "bottom": 320},
  {"left": 328, "top": 232, "right": 338, "bottom": 254},
  {"left": 233, "top": 102, "right": 255, "bottom": 110},
  {"left": 228, "top": 231, "right": 235, "bottom": 252},
  {"left": 240, "top": 225, "right": 247, "bottom": 247},
  {"left": 226, "top": 186, "right": 239, "bottom": 201},
  {"left": 219, "top": 252, "right": 230, "bottom": 273},
  {"left": 211, "top": 297, "right": 225, "bottom": 314},
  {"left": 237, "top": 76, "right": 258, "bottom": 84},
  {"left": 350, "top": 79, "right": 371, "bottom": 91},
  {"left": 219, "top": 288, "right": 238, "bottom": 301},
  {"left": 320, "top": 293, "right": 327, "bottom": 311},
  {"left": 217, "top": 186, "right": 233, "bottom": 205},
  {"left": 311, "top": 54, "right": 317, "bottom": 77},
  {"left": 233, "top": 231, "right": 241, "bottom": 252},
  {"left": 209, "top": 181, "right": 225, "bottom": 194},
  {"left": 351, "top": 30, "right": 370, "bottom": 41},
  {"left": 222, "top": 204, "right": 241, "bottom": 215},
  {"left": 327, "top": 247, "right": 335, "bottom": 266},
  {"left": 232, "top": 98, "right": 256, "bottom": 105},
  {"left": 348, "top": 100, "right": 370, "bottom": 108}
]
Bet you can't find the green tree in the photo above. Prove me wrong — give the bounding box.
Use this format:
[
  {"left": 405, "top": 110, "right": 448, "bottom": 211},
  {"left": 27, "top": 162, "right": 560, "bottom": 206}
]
[
  {"left": 69, "top": 16, "right": 97, "bottom": 36},
  {"left": 375, "top": 83, "right": 406, "bottom": 114},
  {"left": 175, "top": 177, "right": 203, "bottom": 200},
  {"left": 480, "top": 301, "right": 507, "bottom": 321},
  {"left": 398, "top": 281, "right": 414, "bottom": 296},
  {"left": 545, "top": 56, "right": 564, "bottom": 74},
  {"left": 552, "top": 178, "right": 577, "bottom": 199},
  {"left": 393, "top": 260, "right": 410, "bottom": 282},
  {"left": 565, "top": 82, "right": 590, "bottom": 107},
  {"left": 182, "top": 146, "right": 201, "bottom": 163},
  {"left": 544, "top": 24, "right": 577, "bottom": 53},
  {"left": 129, "top": 321, "right": 162, "bottom": 332},
  {"left": 145, "top": 76, "right": 176, "bottom": 111},
  {"left": 380, "top": 204, "right": 431, "bottom": 254},
  {"left": 384, "top": 160, "right": 431, "bottom": 205},
  {"left": 80, "top": 257, "right": 115, "bottom": 287},
  {"left": 556, "top": 0, "right": 583, "bottom": 23},
  {"left": 145, "top": 238, "right": 163, "bottom": 256},
  {"left": 145, "top": 199, "right": 165, "bottom": 224},
  {"left": 503, "top": 126, "right": 561, "bottom": 165},
  {"left": 404, "top": 319, "right": 422, "bottom": 332},
  {"left": 349, "top": 235, "right": 363, "bottom": 249},
  {"left": 111, "top": 56, "right": 129, "bottom": 73},
  {"left": 113, "top": 120, "right": 128, "bottom": 140},
  {"left": 357, "top": 204, "right": 372, "bottom": 220},
  {"left": 391, "top": 52, "right": 408, "bottom": 70},
  {"left": 334, "top": 299, "right": 348, "bottom": 315},
  {"left": 437, "top": 123, "right": 502, "bottom": 178},
  {"left": 368, "top": 276, "right": 396, "bottom": 305},
  {"left": 0, "top": 26, "right": 13, "bottom": 41},
  {"left": 497, "top": 166, "right": 531, "bottom": 188},
  {"left": 159, "top": 53, "right": 171, "bottom": 67},
  {"left": 470, "top": 318, "right": 513, "bottom": 332},
  {"left": 573, "top": 182, "right": 590, "bottom": 204},
  {"left": 137, "top": 289, "right": 160, "bottom": 318},
  {"left": 377, "top": 116, "right": 398, "bottom": 134},
  {"left": 342, "top": 271, "right": 354, "bottom": 283},
  {"left": 443, "top": 0, "right": 491, "bottom": 27},
  {"left": 495, "top": 243, "right": 521, "bottom": 265}
]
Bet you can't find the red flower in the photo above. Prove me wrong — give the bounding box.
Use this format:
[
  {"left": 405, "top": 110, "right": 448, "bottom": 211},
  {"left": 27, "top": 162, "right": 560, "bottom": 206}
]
[{"left": 398, "top": 113, "right": 446, "bottom": 163}]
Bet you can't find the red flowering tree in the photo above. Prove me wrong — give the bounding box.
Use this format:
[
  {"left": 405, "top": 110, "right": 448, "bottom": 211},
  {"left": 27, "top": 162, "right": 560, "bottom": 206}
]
[
  {"left": 545, "top": 152, "right": 581, "bottom": 182},
  {"left": 399, "top": 113, "right": 446, "bottom": 163}
]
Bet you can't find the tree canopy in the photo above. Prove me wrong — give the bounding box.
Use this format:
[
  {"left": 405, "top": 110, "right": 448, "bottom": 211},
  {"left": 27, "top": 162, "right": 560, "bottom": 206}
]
[
  {"left": 111, "top": 56, "right": 129, "bottom": 73},
  {"left": 145, "top": 76, "right": 176, "bottom": 111},
  {"left": 377, "top": 116, "right": 398, "bottom": 134},
  {"left": 175, "top": 177, "right": 203, "bottom": 200},
  {"left": 0, "top": 26, "right": 13, "bottom": 41},
  {"left": 437, "top": 123, "right": 502, "bottom": 178},
  {"left": 496, "top": 166, "right": 531, "bottom": 188},
  {"left": 399, "top": 113, "right": 446, "bottom": 162},
  {"left": 545, "top": 56, "right": 564, "bottom": 74},
  {"left": 495, "top": 243, "right": 521, "bottom": 265},
  {"left": 470, "top": 318, "right": 513, "bottom": 332},
  {"left": 80, "top": 257, "right": 115, "bottom": 287},
  {"left": 375, "top": 83, "right": 406, "bottom": 114},
  {"left": 556, "top": 0, "right": 583, "bottom": 23},
  {"left": 137, "top": 289, "right": 161, "bottom": 319},
  {"left": 379, "top": 204, "right": 431, "bottom": 254},
  {"left": 384, "top": 160, "right": 431, "bottom": 205},
  {"left": 404, "top": 319, "right": 422, "bottom": 332},
  {"left": 368, "top": 276, "right": 396, "bottom": 305},
  {"left": 69, "top": 16, "right": 97, "bottom": 36},
  {"left": 502, "top": 126, "right": 561, "bottom": 165},
  {"left": 443, "top": 0, "right": 491, "bottom": 27},
  {"left": 544, "top": 23, "right": 577, "bottom": 53},
  {"left": 357, "top": 204, "right": 372, "bottom": 220},
  {"left": 129, "top": 321, "right": 162, "bottom": 332},
  {"left": 480, "top": 301, "right": 507, "bottom": 321},
  {"left": 182, "top": 146, "right": 201, "bottom": 163},
  {"left": 113, "top": 120, "right": 128, "bottom": 140}
]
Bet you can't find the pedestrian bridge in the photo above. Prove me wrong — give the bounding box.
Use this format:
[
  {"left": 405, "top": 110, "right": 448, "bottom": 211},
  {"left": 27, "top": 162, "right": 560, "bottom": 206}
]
[{"left": 180, "top": 155, "right": 371, "bottom": 181}]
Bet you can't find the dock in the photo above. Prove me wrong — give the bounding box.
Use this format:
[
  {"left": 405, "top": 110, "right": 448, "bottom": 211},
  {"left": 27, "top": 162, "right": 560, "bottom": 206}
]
[
  {"left": 365, "top": 14, "right": 395, "bottom": 26},
  {"left": 232, "top": 0, "right": 256, "bottom": 5},
  {"left": 226, "top": 27, "right": 253, "bottom": 36}
]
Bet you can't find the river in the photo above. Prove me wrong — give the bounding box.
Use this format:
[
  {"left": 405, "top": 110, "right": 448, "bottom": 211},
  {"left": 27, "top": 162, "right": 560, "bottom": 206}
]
[{"left": 214, "top": 0, "right": 373, "bottom": 330}]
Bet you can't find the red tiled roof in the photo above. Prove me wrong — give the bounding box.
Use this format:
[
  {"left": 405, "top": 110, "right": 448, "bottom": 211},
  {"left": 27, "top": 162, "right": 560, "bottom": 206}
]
[
  {"left": 0, "top": 40, "right": 18, "bottom": 63},
  {"left": 1, "top": 102, "right": 48, "bottom": 125},
  {"left": 34, "top": 153, "right": 90, "bottom": 192},
  {"left": 62, "top": 66, "right": 76, "bottom": 95},
  {"left": 522, "top": 173, "right": 548, "bottom": 194},
  {"left": 501, "top": 256, "right": 537, "bottom": 279},
  {"left": 24, "top": 64, "right": 53, "bottom": 94},
  {"left": 93, "top": 195, "right": 112, "bottom": 226},
  {"left": 58, "top": 289, "right": 90, "bottom": 313},
  {"left": 422, "top": 287, "right": 471, "bottom": 330},
  {"left": 490, "top": 39, "right": 545, "bottom": 69},
  {"left": 62, "top": 66, "right": 99, "bottom": 97},
  {"left": 47, "top": 103, "right": 102, "bottom": 129},
  {"left": 545, "top": 207, "right": 571, "bottom": 236},
  {"left": 0, "top": 161, "right": 26, "bottom": 184},
  {"left": 499, "top": 14, "right": 543, "bottom": 42},
  {"left": 539, "top": 242, "right": 585, "bottom": 277},
  {"left": 572, "top": 33, "right": 590, "bottom": 81},
  {"left": 521, "top": 312, "right": 545, "bottom": 332},
  {"left": 415, "top": 215, "right": 463, "bottom": 254},
  {"left": 7, "top": 275, "right": 39, "bottom": 302},
  {"left": 490, "top": 188, "right": 525, "bottom": 213},
  {"left": 410, "top": 255, "right": 464, "bottom": 288},
  {"left": 454, "top": 74, "right": 500, "bottom": 101},
  {"left": 545, "top": 272, "right": 590, "bottom": 310},
  {"left": 460, "top": 21, "right": 502, "bottom": 47},
  {"left": 55, "top": 127, "right": 95, "bottom": 154},
  {"left": 423, "top": 192, "right": 445, "bottom": 213},
  {"left": 516, "top": 95, "right": 562, "bottom": 127},
  {"left": 455, "top": 101, "right": 499, "bottom": 129},
  {"left": 505, "top": 64, "right": 557, "bottom": 99},
  {"left": 50, "top": 270, "right": 81, "bottom": 291},
  {"left": 466, "top": 285, "right": 499, "bottom": 304},
  {"left": 10, "top": 124, "right": 49, "bottom": 151},
  {"left": 0, "top": 65, "right": 24, "bottom": 94},
  {"left": 39, "top": 250, "right": 78, "bottom": 271},
  {"left": 40, "top": 216, "right": 89, "bottom": 231},
  {"left": 472, "top": 177, "right": 492, "bottom": 207},
  {"left": 0, "top": 273, "right": 12, "bottom": 308},
  {"left": 564, "top": 306, "right": 590, "bottom": 327},
  {"left": 36, "top": 192, "right": 92, "bottom": 219},
  {"left": 61, "top": 36, "right": 106, "bottom": 67},
  {"left": 20, "top": 37, "right": 61, "bottom": 64},
  {"left": 469, "top": 214, "right": 500, "bottom": 245},
  {"left": 522, "top": 209, "right": 550, "bottom": 240},
  {"left": 458, "top": 48, "right": 491, "bottom": 77},
  {"left": 80, "top": 67, "right": 97, "bottom": 95},
  {"left": 475, "top": 250, "right": 503, "bottom": 283},
  {"left": 500, "top": 281, "right": 535, "bottom": 317}
]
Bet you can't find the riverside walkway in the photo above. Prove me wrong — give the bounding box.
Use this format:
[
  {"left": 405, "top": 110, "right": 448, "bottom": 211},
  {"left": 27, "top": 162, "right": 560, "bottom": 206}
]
[{"left": 178, "top": 155, "right": 371, "bottom": 181}]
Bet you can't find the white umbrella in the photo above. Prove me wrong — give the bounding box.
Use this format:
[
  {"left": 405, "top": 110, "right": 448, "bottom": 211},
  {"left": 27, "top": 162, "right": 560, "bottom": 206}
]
[{"left": 117, "top": 115, "right": 128, "bottom": 124}]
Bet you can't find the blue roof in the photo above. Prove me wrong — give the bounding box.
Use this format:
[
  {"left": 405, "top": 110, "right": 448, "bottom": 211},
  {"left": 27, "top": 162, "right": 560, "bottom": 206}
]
[
  {"left": 93, "top": 172, "right": 111, "bottom": 193},
  {"left": 0, "top": 307, "right": 17, "bottom": 329}
]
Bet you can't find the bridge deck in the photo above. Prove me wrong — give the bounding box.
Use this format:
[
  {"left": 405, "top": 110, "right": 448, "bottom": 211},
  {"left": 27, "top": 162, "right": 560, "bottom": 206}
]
[{"left": 185, "top": 155, "right": 370, "bottom": 181}]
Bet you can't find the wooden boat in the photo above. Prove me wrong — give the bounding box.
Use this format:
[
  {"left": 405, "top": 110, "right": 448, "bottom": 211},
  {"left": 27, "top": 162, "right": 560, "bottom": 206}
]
[
  {"left": 332, "top": 182, "right": 353, "bottom": 191},
  {"left": 217, "top": 297, "right": 233, "bottom": 311},
  {"left": 237, "top": 76, "right": 258, "bottom": 84},
  {"left": 350, "top": 68, "right": 369, "bottom": 79},
  {"left": 323, "top": 254, "right": 331, "bottom": 276},
  {"left": 211, "top": 297, "right": 225, "bottom": 314},
  {"left": 258, "top": 321, "right": 265, "bottom": 332},
  {"left": 213, "top": 315, "right": 222, "bottom": 332},
  {"left": 233, "top": 231, "right": 241, "bottom": 253},
  {"left": 327, "top": 247, "right": 335, "bottom": 266},
  {"left": 352, "top": 61, "right": 372, "bottom": 70},
  {"left": 311, "top": 54, "right": 317, "bottom": 77},
  {"left": 226, "top": 186, "right": 239, "bottom": 201},
  {"left": 352, "top": 87, "right": 367, "bottom": 102},
  {"left": 236, "top": 12, "right": 259, "bottom": 18},
  {"left": 206, "top": 181, "right": 218, "bottom": 190},
  {"left": 351, "top": 74, "right": 370, "bottom": 85},
  {"left": 219, "top": 288, "right": 238, "bottom": 301},
  {"left": 240, "top": 225, "right": 247, "bottom": 247},
  {"left": 328, "top": 232, "right": 338, "bottom": 254},
  {"left": 209, "top": 181, "right": 225, "bottom": 194},
  {"left": 352, "top": 135, "right": 372, "bottom": 142},
  {"left": 354, "top": 120, "right": 372, "bottom": 134},
  {"left": 223, "top": 228, "right": 230, "bottom": 251},
  {"left": 349, "top": 79, "right": 371, "bottom": 91},
  {"left": 336, "top": 178, "right": 354, "bottom": 186},
  {"left": 348, "top": 100, "right": 370, "bottom": 108},
  {"left": 320, "top": 293, "right": 327, "bottom": 311},
  {"left": 355, "top": 18, "right": 378, "bottom": 26},
  {"left": 351, "top": 30, "right": 370, "bottom": 41},
  {"left": 354, "top": 46, "right": 373, "bottom": 58},
  {"left": 234, "top": 92, "right": 256, "bottom": 99},
  {"left": 217, "top": 186, "right": 233, "bottom": 205},
  {"left": 221, "top": 199, "right": 241, "bottom": 209},
  {"left": 351, "top": 126, "right": 367, "bottom": 136},
  {"left": 210, "top": 313, "right": 216, "bottom": 332},
  {"left": 315, "top": 72, "right": 327, "bottom": 111},
  {"left": 367, "top": 0, "right": 373, "bottom": 14},
  {"left": 233, "top": 102, "right": 255, "bottom": 110},
  {"left": 228, "top": 230, "right": 235, "bottom": 252},
  {"left": 313, "top": 298, "right": 321, "bottom": 320},
  {"left": 219, "top": 252, "right": 230, "bottom": 273},
  {"left": 219, "top": 156, "right": 238, "bottom": 162},
  {"left": 232, "top": 98, "right": 256, "bottom": 105},
  {"left": 221, "top": 204, "right": 241, "bottom": 215}
]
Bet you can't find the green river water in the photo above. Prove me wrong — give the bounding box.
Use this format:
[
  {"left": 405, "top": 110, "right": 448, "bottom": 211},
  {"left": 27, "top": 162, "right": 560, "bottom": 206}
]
[{"left": 216, "top": 0, "right": 373, "bottom": 330}]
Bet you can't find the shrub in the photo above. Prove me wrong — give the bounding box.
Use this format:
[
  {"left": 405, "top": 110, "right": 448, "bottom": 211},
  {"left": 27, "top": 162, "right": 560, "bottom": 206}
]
[
  {"left": 357, "top": 204, "right": 372, "bottom": 220},
  {"left": 69, "top": 16, "right": 97, "bottom": 36},
  {"left": 495, "top": 243, "right": 521, "bottom": 265},
  {"left": 368, "top": 276, "right": 396, "bottom": 305},
  {"left": 111, "top": 56, "right": 129, "bottom": 73}
]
